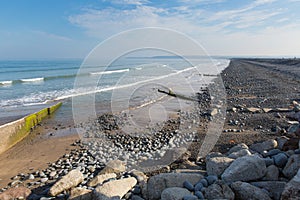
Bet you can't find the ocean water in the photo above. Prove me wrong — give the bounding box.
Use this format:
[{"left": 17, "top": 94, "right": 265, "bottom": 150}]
[{"left": 0, "top": 57, "right": 229, "bottom": 125}]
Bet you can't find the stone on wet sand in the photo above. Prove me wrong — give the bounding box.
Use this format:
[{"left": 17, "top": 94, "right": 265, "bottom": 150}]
[
  {"left": 0, "top": 187, "right": 31, "bottom": 200},
  {"left": 69, "top": 187, "right": 93, "bottom": 200},
  {"left": 161, "top": 187, "right": 191, "bottom": 200},
  {"left": 146, "top": 173, "right": 203, "bottom": 200},
  {"left": 282, "top": 154, "right": 300, "bottom": 179},
  {"left": 203, "top": 180, "right": 235, "bottom": 200},
  {"left": 221, "top": 155, "right": 266, "bottom": 183},
  {"left": 94, "top": 177, "right": 137, "bottom": 199},
  {"left": 49, "top": 169, "right": 84, "bottom": 196},
  {"left": 281, "top": 169, "right": 300, "bottom": 200},
  {"left": 250, "top": 139, "right": 277, "bottom": 153},
  {"left": 206, "top": 157, "right": 234, "bottom": 176},
  {"left": 231, "top": 181, "right": 271, "bottom": 200},
  {"left": 250, "top": 181, "right": 286, "bottom": 200},
  {"left": 99, "top": 159, "right": 126, "bottom": 175},
  {"left": 87, "top": 173, "right": 117, "bottom": 187}
]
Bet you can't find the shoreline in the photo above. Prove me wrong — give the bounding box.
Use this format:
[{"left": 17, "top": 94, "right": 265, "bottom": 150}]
[{"left": 0, "top": 58, "right": 299, "bottom": 199}]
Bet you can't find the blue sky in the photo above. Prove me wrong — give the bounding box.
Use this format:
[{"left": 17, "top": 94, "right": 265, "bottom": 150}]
[{"left": 0, "top": 0, "right": 300, "bottom": 59}]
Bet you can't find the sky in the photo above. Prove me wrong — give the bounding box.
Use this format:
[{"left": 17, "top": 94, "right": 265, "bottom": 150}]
[{"left": 0, "top": 0, "right": 300, "bottom": 59}]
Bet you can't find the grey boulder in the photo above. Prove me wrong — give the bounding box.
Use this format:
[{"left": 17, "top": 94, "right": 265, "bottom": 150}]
[{"left": 221, "top": 155, "right": 266, "bottom": 183}]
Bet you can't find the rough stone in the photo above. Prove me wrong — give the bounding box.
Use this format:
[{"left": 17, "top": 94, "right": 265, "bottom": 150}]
[
  {"left": 250, "top": 139, "right": 277, "bottom": 153},
  {"left": 221, "top": 155, "right": 266, "bottom": 183},
  {"left": 161, "top": 187, "right": 191, "bottom": 200},
  {"left": 203, "top": 180, "right": 235, "bottom": 200},
  {"left": 228, "top": 149, "right": 252, "bottom": 159},
  {"left": 94, "top": 177, "right": 137, "bottom": 199},
  {"left": 263, "top": 165, "right": 279, "bottom": 181},
  {"left": 206, "top": 157, "right": 234, "bottom": 176},
  {"left": 273, "top": 153, "right": 288, "bottom": 168},
  {"left": 69, "top": 187, "right": 93, "bottom": 200},
  {"left": 87, "top": 173, "right": 117, "bottom": 187},
  {"left": 227, "top": 143, "right": 249, "bottom": 155},
  {"left": 282, "top": 154, "right": 300, "bottom": 179},
  {"left": 99, "top": 159, "right": 126, "bottom": 174},
  {"left": 49, "top": 169, "right": 84, "bottom": 196},
  {"left": 281, "top": 169, "right": 300, "bottom": 200},
  {"left": 250, "top": 181, "right": 286, "bottom": 200},
  {"left": 146, "top": 173, "right": 203, "bottom": 200},
  {"left": 231, "top": 181, "right": 271, "bottom": 200},
  {"left": 0, "top": 187, "right": 31, "bottom": 200},
  {"left": 276, "top": 136, "right": 289, "bottom": 150}
]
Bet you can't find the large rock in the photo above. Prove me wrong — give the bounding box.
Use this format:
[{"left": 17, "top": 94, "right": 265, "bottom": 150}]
[
  {"left": 49, "top": 169, "right": 84, "bottom": 196},
  {"left": 203, "top": 180, "right": 235, "bottom": 200},
  {"left": 99, "top": 159, "right": 126, "bottom": 174},
  {"left": 250, "top": 139, "right": 278, "bottom": 153},
  {"left": 69, "top": 187, "right": 93, "bottom": 200},
  {"left": 94, "top": 177, "right": 137, "bottom": 199},
  {"left": 146, "top": 173, "right": 203, "bottom": 200},
  {"left": 87, "top": 173, "right": 117, "bottom": 187},
  {"left": 206, "top": 157, "right": 234, "bottom": 176},
  {"left": 282, "top": 154, "right": 300, "bottom": 179},
  {"left": 231, "top": 181, "right": 272, "bottom": 200},
  {"left": 221, "top": 155, "right": 266, "bottom": 183},
  {"left": 161, "top": 187, "right": 191, "bottom": 200},
  {"left": 281, "top": 168, "right": 300, "bottom": 200},
  {"left": 0, "top": 187, "right": 31, "bottom": 200},
  {"left": 251, "top": 181, "right": 286, "bottom": 200}
]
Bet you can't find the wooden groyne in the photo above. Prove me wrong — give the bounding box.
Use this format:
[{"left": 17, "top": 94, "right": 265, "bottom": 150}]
[{"left": 0, "top": 102, "right": 62, "bottom": 154}]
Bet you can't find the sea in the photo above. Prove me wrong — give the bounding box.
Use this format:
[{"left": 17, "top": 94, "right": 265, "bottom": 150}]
[{"left": 0, "top": 57, "right": 230, "bottom": 126}]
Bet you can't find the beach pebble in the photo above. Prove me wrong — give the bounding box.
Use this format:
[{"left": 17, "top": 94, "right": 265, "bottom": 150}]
[
  {"left": 194, "top": 182, "right": 204, "bottom": 191},
  {"left": 198, "top": 178, "right": 208, "bottom": 187},
  {"left": 28, "top": 174, "right": 35, "bottom": 180},
  {"left": 183, "top": 180, "right": 194, "bottom": 191},
  {"left": 194, "top": 191, "right": 204, "bottom": 199},
  {"left": 206, "top": 175, "right": 218, "bottom": 185},
  {"left": 273, "top": 153, "right": 288, "bottom": 168}
]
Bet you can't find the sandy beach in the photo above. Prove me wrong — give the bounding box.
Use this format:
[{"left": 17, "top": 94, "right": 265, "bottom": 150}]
[{"left": 0, "top": 58, "right": 299, "bottom": 199}]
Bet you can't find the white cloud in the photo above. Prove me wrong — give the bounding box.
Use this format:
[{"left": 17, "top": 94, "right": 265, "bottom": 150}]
[{"left": 68, "top": 1, "right": 300, "bottom": 56}]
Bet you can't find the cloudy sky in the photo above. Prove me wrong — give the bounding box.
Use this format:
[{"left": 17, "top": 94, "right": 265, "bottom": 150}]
[{"left": 0, "top": 0, "right": 300, "bottom": 59}]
